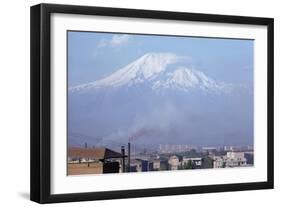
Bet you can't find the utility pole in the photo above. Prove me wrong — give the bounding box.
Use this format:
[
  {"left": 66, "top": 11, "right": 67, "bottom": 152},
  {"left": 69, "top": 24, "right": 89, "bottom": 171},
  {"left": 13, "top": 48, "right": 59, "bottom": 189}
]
[{"left": 121, "top": 146, "right": 126, "bottom": 173}]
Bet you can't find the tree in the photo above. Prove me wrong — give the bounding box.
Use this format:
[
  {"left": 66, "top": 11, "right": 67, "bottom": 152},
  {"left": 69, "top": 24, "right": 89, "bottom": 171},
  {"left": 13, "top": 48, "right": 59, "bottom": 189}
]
[{"left": 181, "top": 160, "right": 193, "bottom": 170}]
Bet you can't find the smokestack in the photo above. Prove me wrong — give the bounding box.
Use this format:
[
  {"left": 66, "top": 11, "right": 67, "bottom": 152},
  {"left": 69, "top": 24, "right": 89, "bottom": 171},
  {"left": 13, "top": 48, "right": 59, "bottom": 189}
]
[
  {"left": 128, "top": 142, "right": 131, "bottom": 172},
  {"left": 121, "top": 146, "right": 125, "bottom": 173}
]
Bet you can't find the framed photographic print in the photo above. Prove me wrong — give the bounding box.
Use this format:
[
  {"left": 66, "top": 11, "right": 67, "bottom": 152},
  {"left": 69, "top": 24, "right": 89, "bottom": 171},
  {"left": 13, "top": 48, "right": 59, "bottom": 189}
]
[{"left": 30, "top": 3, "right": 274, "bottom": 203}]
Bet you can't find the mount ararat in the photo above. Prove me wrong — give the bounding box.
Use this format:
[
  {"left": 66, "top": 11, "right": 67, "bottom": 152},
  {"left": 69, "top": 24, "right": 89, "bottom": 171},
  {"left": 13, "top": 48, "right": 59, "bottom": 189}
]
[{"left": 68, "top": 53, "right": 253, "bottom": 149}]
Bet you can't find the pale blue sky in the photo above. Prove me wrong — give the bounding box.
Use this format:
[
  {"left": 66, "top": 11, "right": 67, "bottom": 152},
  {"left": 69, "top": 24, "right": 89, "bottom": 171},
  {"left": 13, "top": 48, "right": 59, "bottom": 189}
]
[{"left": 68, "top": 31, "right": 253, "bottom": 87}]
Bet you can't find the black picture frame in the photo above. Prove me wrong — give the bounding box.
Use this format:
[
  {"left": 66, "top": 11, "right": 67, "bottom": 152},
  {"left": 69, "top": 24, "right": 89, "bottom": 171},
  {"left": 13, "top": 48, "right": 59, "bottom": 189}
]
[{"left": 30, "top": 3, "right": 274, "bottom": 204}]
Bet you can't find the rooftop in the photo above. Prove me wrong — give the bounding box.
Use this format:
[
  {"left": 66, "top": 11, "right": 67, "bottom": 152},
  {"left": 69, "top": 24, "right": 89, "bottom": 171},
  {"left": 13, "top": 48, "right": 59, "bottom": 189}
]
[{"left": 68, "top": 147, "right": 126, "bottom": 160}]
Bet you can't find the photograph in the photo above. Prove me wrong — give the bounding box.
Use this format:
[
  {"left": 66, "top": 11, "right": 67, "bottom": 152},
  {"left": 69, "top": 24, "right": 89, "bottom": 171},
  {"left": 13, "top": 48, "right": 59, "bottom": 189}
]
[
  {"left": 29, "top": 3, "right": 273, "bottom": 203},
  {"left": 67, "top": 31, "right": 254, "bottom": 175}
]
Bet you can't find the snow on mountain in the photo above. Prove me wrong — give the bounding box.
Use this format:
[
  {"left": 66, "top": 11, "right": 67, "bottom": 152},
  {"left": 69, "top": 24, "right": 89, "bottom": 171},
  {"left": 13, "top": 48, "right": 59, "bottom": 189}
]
[
  {"left": 152, "top": 67, "right": 231, "bottom": 93},
  {"left": 69, "top": 52, "right": 231, "bottom": 94},
  {"left": 68, "top": 53, "right": 252, "bottom": 147}
]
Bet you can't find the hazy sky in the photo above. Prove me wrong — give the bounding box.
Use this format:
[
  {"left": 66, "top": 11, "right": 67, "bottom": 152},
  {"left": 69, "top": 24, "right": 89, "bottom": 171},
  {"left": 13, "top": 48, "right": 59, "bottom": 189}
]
[
  {"left": 68, "top": 31, "right": 253, "bottom": 87},
  {"left": 67, "top": 31, "right": 254, "bottom": 148}
]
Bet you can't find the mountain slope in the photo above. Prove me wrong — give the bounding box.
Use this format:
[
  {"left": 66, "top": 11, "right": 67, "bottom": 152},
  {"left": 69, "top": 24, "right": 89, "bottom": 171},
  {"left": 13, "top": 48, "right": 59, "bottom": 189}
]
[{"left": 69, "top": 53, "right": 231, "bottom": 94}]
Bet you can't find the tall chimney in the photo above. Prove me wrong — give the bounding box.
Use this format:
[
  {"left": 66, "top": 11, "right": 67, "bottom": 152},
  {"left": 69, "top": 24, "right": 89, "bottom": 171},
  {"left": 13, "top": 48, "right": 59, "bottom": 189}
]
[
  {"left": 121, "top": 146, "right": 125, "bottom": 173},
  {"left": 128, "top": 142, "right": 131, "bottom": 172}
]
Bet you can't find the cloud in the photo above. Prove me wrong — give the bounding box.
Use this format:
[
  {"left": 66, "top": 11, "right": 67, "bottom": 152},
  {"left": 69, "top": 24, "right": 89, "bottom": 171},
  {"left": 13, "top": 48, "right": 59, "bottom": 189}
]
[
  {"left": 110, "top": 34, "right": 130, "bottom": 46},
  {"left": 97, "top": 34, "right": 131, "bottom": 49}
]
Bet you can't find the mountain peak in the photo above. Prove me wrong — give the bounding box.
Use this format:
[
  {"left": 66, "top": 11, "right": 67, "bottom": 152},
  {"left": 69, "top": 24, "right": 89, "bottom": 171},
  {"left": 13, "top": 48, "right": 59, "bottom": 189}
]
[
  {"left": 126, "top": 52, "right": 180, "bottom": 79},
  {"left": 69, "top": 53, "right": 231, "bottom": 94},
  {"left": 150, "top": 67, "right": 225, "bottom": 93},
  {"left": 70, "top": 52, "right": 181, "bottom": 92}
]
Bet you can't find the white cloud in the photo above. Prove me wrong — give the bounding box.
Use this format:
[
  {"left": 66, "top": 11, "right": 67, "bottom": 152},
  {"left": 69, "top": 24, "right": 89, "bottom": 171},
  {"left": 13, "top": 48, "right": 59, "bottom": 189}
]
[
  {"left": 97, "top": 34, "right": 131, "bottom": 49},
  {"left": 110, "top": 34, "right": 130, "bottom": 46}
]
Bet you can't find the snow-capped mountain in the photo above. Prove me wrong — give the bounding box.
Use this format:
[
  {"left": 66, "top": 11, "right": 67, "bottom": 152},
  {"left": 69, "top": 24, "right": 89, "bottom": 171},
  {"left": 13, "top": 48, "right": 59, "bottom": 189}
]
[
  {"left": 68, "top": 53, "right": 253, "bottom": 148},
  {"left": 151, "top": 67, "right": 231, "bottom": 93},
  {"left": 69, "top": 53, "right": 231, "bottom": 94}
]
